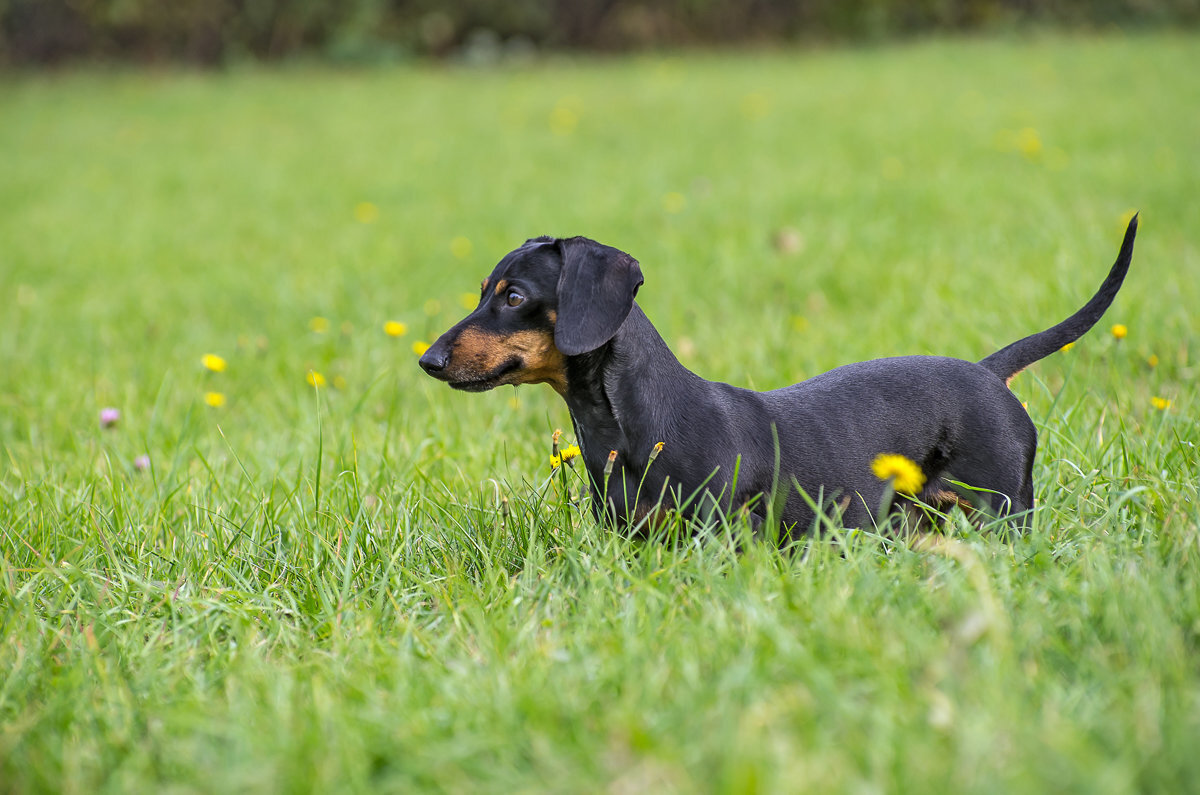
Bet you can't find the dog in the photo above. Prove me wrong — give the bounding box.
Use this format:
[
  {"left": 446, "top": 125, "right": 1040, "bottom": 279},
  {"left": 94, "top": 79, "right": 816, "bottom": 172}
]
[{"left": 420, "top": 217, "right": 1138, "bottom": 538}]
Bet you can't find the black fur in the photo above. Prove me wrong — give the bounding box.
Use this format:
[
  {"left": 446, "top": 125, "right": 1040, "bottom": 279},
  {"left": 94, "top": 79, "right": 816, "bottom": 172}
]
[{"left": 421, "top": 217, "right": 1138, "bottom": 537}]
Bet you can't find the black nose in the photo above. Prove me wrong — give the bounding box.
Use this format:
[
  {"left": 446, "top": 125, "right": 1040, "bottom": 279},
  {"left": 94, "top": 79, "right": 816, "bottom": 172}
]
[{"left": 419, "top": 346, "right": 449, "bottom": 375}]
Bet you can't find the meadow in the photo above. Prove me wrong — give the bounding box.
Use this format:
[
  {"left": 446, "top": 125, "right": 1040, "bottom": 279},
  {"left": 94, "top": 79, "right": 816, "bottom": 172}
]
[{"left": 1, "top": 32, "right": 1198, "bottom": 793}]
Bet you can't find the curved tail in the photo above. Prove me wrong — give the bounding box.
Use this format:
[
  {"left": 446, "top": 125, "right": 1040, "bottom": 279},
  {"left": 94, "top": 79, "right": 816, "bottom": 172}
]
[{"left": 979, "top": 215, "right": 1138, "bottom": 382}]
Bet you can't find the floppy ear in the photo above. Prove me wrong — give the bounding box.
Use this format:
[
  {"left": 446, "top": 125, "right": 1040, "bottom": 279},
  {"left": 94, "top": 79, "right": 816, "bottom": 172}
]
[{"left": 554, "top": 237, "right": 644, "bottom": 356}]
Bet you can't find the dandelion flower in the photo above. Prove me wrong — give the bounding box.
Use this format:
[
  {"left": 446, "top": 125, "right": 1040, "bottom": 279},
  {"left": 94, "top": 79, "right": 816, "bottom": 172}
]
[
  {"left": 354, "top": 201, "right": 379, "bottom": 224},
  {"left": 306, "top": 371, "right": 327, "bottom": 387},
  {"left": 560, "top": 444, "right": 581, "bottom": 463},
  {"left": 549, "top": 453, "right": 562, "bottom": 469},
  {"left": 384, "top": 320, "right": 407, "bottom": 337},
  {"left": 1060, "top": 342, "right": 1075, "bottom": 352},
  {"left": 871, "top": 453, "right": 926, "bottom": 495},
  {"left": 1151, "top": 396, "right": 1172, "bottom": 411},
  {"left": 204, "top": 392, "right": 226, "bottom": 408},
  {"left": 649, "top": 441, "right": 664, "bottom": 463},
  {"left": 99, "top": 407, "right": 121, "bottom": 428},
  {"left": 309, "top": 316, "right": 331, "bottom": 334},
  {"left": 201, "top": 353, "right": 227, "bottom": 373},
  {"left": 1016, "top": 127, "right": 1042, "bottom": 158},
  {"left": 1110, "top": 323, "right": 1128, "bottom": 340},
  {"left": 412, "top": 341, "right": 431, "bottom": 356},
  {"left": 1147, "top": 354, "right": 1159, "bottom": 368},
  {"left": 449, "top": 237, "right": 473, "bottom": 260},
  {"left": 459, "top": 292, "right": 478, "bottom": 310},
  {"left": 549, "top": 106, "right": 579, "bottom": 136}
]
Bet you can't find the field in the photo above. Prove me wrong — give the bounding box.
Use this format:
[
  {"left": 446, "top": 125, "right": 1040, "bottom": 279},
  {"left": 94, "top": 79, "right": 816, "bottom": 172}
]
[{"left": 2, "top": 32, "right": 1199, "bottom": 793}]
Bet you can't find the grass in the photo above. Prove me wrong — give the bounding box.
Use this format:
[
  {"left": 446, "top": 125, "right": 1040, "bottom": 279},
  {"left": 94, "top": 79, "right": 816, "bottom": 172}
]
[{"left": 1, "top": 31, "right": 1199, "bottom": 793}]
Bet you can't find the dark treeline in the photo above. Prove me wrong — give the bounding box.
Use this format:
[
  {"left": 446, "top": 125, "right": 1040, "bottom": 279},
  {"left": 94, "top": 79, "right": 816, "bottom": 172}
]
[{"left": 3, "top": 0, "right": 1197, "bottom": 66}]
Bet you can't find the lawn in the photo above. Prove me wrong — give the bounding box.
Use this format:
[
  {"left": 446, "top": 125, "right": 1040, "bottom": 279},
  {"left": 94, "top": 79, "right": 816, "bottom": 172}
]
[{"left": 1, "top": 31, "right": 1198, "bottom": 793}]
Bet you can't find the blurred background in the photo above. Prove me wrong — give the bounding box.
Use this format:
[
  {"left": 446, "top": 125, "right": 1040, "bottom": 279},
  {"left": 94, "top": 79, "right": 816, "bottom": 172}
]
[{"left": 4, "top": 0, "right": 1198, "bottom": 66}]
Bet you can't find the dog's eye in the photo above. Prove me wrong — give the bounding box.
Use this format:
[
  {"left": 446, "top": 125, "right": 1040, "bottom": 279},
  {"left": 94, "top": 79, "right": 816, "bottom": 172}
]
[{"left": 506, "top": 290, "right": 525, "bottom": 307}]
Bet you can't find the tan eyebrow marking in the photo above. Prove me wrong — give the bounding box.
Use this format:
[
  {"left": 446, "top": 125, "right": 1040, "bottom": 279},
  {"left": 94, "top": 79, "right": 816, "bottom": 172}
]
[{"left": 493, "top": 279, "right": 509, "bottom": 296}]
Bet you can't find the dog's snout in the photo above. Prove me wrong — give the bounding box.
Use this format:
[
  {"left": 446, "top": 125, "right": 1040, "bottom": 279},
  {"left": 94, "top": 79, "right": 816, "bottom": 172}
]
[{"left": 419, "top": 345, "right": 449, "bottom": 375}]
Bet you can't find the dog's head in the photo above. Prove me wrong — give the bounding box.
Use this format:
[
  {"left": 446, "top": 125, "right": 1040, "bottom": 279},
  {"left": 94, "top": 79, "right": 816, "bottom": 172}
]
[{"left": 418, "top": 236, "right": 643, "bottom": 393}]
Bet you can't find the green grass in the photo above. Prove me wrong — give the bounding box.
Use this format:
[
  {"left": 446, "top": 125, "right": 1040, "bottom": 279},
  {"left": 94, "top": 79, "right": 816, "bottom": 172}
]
[{"left": 2, "top": 32, "right": 1199, "bottom": 793}]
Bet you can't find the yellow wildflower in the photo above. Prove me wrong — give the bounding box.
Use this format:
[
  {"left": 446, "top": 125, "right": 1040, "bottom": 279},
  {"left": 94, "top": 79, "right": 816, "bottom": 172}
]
[
  {"left": 1060, "top": 342, "right": 1075, "bottom": 352},
  {"left": 309, "top": 316, "right": 331, "bottom": 334},
  {"left": 354, "top": 201, "right": 379, "bottom": 224},
  {"left": 1016, "top": 127, "right": 1042, "bottom": 158},
  {"left": 1147, "top": 354, "right": 1159, "bottom": 368},
  {"left": 201, "top": 353, "right": 227, "bottom": 373},
  {"left": 450, "top": 237, "right": 473, "bottom": 260},
  {"left": 203, "top": 391, "right": 226, "bottom": 408},
  {"left": 412, "top": 341, "right": 431, "bottom": 356},
  {"left": 459, "top": 292, "right": 479, "bottom": 310},
  {"left": 306, "top": 371, "right": 327, "bottom": 387},
  {"left": 870, "top": 453, "right": 926, "bottom": 495},
  {"left": 550, "top": 453, "right": 562, "bottom": 469},
  {"left": 383, "top": 320, "right": 407, "bottom": 337},
  {"left": 1151, "top": 396, "right": 1172, "bottom": 411},
  {"left": 1110, "top": 323, "right": 1128, "bottom": 340},
  {"left": 560, "top": 444, "right": 581, "bottom": 463}
]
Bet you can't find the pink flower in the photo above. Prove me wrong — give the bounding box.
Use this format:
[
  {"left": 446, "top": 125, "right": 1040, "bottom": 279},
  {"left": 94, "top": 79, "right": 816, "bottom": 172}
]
[
  {"left": 134, "top": 455, "right": 151, "bottom": 472},
  {"left": 100, "top": 408, "right": 121, "bottom": 429}
]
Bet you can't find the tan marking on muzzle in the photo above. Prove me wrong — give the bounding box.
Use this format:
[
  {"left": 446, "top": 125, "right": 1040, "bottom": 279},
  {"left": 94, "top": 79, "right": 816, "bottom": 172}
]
[{"left": 452, "top": 327, "right": 567, "bottom": 394}]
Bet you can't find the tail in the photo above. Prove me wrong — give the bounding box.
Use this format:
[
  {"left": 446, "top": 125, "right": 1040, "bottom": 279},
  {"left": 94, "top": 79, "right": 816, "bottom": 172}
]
[{"left": 979, "top": 214, "right": 1138, "bottom": 382}]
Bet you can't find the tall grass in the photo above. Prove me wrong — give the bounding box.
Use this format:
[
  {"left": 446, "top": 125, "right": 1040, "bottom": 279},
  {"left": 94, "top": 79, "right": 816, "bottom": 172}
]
[{"left": 1, "top": 33, "right": 1198, "bottom": 793}]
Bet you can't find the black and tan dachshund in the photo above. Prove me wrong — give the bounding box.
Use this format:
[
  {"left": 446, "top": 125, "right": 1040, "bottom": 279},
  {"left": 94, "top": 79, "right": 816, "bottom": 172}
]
[{"left": 420, "top": 217, "right": 1138, "bottom": 537}]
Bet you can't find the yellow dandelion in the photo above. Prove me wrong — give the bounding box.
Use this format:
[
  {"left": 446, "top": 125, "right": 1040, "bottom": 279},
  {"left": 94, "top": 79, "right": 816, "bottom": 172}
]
[
  {"left": 354, "top": 201, "right": 379, "bottom": 224},
  {"left": 870, "top": 453, "right": 926, "bottom": 495},
  {"left": 1111, "top": 323, "right": 1128, "bottom": 340},
  {"left": 306, "top": 371, "right": 327, "bottom": 387},
  {"left": 332, "top": 375, "right": 347, "bottom": 390},
  {"left": 1147, "top": 354, "right": 1159, "bottom": 368},
  {"left": 309, "top": 316, "right": 331, "bottom": 334},
  {"left": 203, "top": 391, "right": 226, "bottom": 408},
  {"left": 1151, "top": 396, "right": 1172, "bottom": 411},
  {"left": 201, "top": 353, "right": 227, "bottom": 372},
  {"left": 459, "top": 292, "right": 479, "bottom": 310},
  {"left": 549, "top": 453, "right": 562, "bottom": 469},
  {"left": 412, "top": 341, "right": 431, "bottom": 356},
  {"left": 1016, "top": 127, "right": 1042, "bottom": 158},
  {"left": 649, "top": 441, "right": 664, "bottom": 463},
  {"left": 549, "top": 105, "right": 579, "bottom": 136},
  {"left": 449, "top": 237, "right": 473, "bottom": 260},
  {"left": 383, "top": 320, "right": 407, "bottom": 337},
  {"left": 560, "top": 444, "right": 581, "bottom": 463},
  {"left": 1060, "top": 341, "right": 1075, "bottom": 352}
]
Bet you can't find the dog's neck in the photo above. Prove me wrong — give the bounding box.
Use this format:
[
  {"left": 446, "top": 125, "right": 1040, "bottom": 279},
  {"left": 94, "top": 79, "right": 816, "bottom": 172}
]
[{"left": 561, "top": 303, "right": 697, "bottom": 484}]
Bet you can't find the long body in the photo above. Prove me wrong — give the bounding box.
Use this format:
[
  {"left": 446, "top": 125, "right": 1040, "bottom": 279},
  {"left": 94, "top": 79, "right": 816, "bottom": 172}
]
[{"left": 420, "top": 218, "right": 1138, "bottom": 537}]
